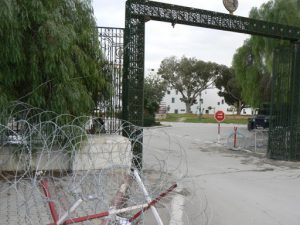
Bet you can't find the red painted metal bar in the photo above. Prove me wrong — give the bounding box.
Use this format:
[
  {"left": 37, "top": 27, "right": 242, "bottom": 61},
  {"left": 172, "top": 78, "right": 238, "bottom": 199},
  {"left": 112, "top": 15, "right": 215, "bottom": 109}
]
[
  {"left": 45, "top": 183, "right": 177, "bottom": 225},
  {"left": 100, "top": 174, "right": 133, "bottom": 225},
  {"left": 47, "top": 175, "right": 133, "bottom": 225},
  {"left": 41, "top": 179, "right": 59, "bottom": 224},
  {"left": 47, "top": 211, "right": 109, "bottom": 225},
  {"left": 46, "top": 204, "right": 150, "bottom": 225},
  {"left": 129, "top": 183, "right": 177, "bottom": 223}
]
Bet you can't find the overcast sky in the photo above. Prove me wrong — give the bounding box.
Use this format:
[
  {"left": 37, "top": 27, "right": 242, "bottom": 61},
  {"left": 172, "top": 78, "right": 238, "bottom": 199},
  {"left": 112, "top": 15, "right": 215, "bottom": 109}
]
[{"left": 93, "top": 0, "right": 269, "bottom": 71}]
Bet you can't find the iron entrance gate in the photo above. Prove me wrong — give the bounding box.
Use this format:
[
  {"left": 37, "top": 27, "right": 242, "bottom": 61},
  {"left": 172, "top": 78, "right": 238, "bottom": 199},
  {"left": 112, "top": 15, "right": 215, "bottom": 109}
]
[
  {"left": 98, "top": 27, "right": 123, "bottom": 134},
  {"left": 123, "top": 0, "right": 300, "bottom": 166},
  {"left": 269, "top": 44, "right": 300, "bottom": 160}
]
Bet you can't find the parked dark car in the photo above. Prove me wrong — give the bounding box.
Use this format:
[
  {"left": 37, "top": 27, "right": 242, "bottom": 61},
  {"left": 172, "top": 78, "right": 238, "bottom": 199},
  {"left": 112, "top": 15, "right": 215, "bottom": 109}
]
[{"left": 248, "top": 104, "right": 270, "bottom": 131}]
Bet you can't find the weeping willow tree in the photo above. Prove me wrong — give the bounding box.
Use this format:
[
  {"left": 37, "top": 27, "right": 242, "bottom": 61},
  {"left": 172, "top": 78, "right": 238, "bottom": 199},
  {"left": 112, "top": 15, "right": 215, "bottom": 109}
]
[
  {"left": 232, "top": 39, "right": 268, "bottom": 107},
  {"left": 0, "top": 0, "right": 107, "bottom": 116},
  {"left": 232, "top": 0, "right": 300, "bottom": 107}
]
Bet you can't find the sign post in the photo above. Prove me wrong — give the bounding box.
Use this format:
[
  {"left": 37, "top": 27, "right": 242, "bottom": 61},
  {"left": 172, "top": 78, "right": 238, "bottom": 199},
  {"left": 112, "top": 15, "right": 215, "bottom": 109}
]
[{"left": 214, "top": 111, "right": 225, "bottom": 143}]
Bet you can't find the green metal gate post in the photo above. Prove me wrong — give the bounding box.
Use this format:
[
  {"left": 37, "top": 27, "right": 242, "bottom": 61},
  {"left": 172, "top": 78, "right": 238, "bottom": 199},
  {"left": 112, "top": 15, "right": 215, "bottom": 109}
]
[
  {"left": 268, "top": 46, "right": 293, "bottom": 160},
  {"left": 123, "top": 0, "right": 145, "bottom": 170},
  {"left": 268, "top": 43, "right": 300, "bottom": 161},
  {"left": 290, "top": 42, "right": 300, "bottom": 160}
]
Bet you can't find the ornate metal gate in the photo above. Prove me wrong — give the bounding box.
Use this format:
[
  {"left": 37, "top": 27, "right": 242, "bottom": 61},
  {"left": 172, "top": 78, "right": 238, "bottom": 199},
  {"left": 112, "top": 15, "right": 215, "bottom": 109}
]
[
  {"left": 98, "top": 27, "right": 123, "bottom": 134},
  {"left": 268, "top": 44, "right": 300, "bottom": 160},
  {"left": 123, "top": 0, "right": 300, "bottom": 166}
]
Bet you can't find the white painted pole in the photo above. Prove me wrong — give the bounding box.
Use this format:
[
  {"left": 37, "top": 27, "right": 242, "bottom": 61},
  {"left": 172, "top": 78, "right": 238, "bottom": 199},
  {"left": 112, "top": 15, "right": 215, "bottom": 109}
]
[
  {"left": 57, "top": 198, "right": 83, "bottom": 225},
  {"left": 109, "top": 203, "right": 148, "bottom": 215},
  {"left": 57, "top": 200, "right": 148, "bottom": 225},
  {"left": 218, "top": 122, "right": 221, "bottom": 143},
  {"left": 133, "top": 169, "right": 164, "bottom": 225}
]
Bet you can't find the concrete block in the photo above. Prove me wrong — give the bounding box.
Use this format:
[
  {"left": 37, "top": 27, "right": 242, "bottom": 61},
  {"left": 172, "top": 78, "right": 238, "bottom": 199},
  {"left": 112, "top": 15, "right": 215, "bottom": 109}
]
[
  {"left": 0, "top": 135, "right": 132, "bottom": 172},
  {"left": 72, "top": 135, "right": 132, "bottom": 170}
]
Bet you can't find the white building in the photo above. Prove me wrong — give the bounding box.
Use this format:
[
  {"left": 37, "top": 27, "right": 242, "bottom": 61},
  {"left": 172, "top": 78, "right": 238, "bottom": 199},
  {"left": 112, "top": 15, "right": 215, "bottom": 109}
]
[
  {"left": 145, "top": 68, "right": 253, "bottom": 116},
  {"left": 161, "top": 86, "right": 253, "bottom": 115}
]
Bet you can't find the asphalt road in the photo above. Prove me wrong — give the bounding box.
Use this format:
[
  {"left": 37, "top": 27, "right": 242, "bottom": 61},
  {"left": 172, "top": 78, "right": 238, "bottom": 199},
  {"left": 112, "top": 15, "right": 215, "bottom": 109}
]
[{"left": 143, "top": 122, "right": 300, "bottom": 225}]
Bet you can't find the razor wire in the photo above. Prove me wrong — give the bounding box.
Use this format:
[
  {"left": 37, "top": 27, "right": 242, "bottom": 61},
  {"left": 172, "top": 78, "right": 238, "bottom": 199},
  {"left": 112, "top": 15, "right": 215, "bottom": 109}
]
[{"left": 0, "top": 101, "right": 192, "bottom": 225}]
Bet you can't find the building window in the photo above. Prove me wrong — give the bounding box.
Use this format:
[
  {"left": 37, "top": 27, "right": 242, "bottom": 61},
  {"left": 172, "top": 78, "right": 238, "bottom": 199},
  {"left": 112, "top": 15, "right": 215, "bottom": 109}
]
[
  {"left": 243, "top": 109, "right": 246, "bottom": 114},
  {"left": 172, "top": 98, "right": 175, "bottom": 103},
  {"left": 167, "top": 90, "right": 170, "bottom": 94},
  {"left": 221, "top": 99, "right": 224, "bottom": 104},
  {"left": 176, "top": 90, "right": 178, "bottom": 95},
  {"left": 200, "top": 98, "right": 203, "bottom": 104},
  {"left": 174, "top": 109, "right": 178, "bottom": 114},
  {"left": 180, "top": 109, "right": 185, "bottom": 112},
  {"left": 217, "top": 102, "right": 220, "bottom": 106}
]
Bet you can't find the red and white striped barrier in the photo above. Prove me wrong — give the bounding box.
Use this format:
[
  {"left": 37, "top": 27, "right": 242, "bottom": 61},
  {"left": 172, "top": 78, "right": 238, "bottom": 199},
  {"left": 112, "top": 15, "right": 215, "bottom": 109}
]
[{"left": 42, "top": 176, "right": 177, "bottom": 225}]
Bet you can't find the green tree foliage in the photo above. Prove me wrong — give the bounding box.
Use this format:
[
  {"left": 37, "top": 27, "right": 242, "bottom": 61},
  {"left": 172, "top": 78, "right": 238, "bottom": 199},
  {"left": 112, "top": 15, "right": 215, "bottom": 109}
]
[
  {"left": 143, "top": 72, "right": 167, "bottom": 126},
  {"left": 158, "top": 56, "right": 220, "bottom": 113},
  {"left": 232, "top": 0, "right": 300, "bottom": 107},
  {"left": 215, "top": 66, "right": 244, "bottom": 115},
  {"left": 144, "top": 72, "right": 167, "bottom": 113},
  {"left": 0, "top": 0, "right": 106, "bottom": 116},
  {"left": 233, "top": 39, "right": 270, "bottom": 107}
]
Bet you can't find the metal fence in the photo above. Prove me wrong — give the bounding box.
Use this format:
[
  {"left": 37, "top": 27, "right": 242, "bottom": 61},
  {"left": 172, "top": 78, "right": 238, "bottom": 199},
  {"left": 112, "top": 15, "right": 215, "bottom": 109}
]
[
  {"left": 97, "top": 27, "right": 124, "bottom": 134},
  {"left": 227, "top": 128, "right": 268, "bottom": 154},
  {"left": 268, "top": 45, "right": 300, "bottom": 160}
]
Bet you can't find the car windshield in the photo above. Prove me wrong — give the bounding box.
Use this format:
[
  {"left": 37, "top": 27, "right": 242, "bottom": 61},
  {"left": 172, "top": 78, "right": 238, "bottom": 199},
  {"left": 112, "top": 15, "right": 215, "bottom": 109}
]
[
  {"left": 257, "top": 104, "right": 270, "bottom": 115},
  {"left": 258, "top": 108, "right": 269, "bottom": 115}
]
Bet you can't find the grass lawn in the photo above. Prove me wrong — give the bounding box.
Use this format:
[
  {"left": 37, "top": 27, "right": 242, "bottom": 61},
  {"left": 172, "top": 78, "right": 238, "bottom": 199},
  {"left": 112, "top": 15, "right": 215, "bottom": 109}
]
[{"left": 159, "top": 113, "right": 248, "bottom": 124}]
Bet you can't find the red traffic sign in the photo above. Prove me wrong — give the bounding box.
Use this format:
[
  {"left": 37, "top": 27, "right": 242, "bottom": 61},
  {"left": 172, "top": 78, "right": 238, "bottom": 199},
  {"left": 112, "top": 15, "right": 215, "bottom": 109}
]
[{"left": 214, "top": 110, "right": 225, "bottom": 122}]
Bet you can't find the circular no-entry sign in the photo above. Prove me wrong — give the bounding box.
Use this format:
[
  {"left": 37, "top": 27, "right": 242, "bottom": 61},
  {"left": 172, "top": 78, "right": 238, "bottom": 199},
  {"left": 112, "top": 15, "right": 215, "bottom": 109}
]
[{"left": 214, "top": 110, "right": 225, "bottom": 122}]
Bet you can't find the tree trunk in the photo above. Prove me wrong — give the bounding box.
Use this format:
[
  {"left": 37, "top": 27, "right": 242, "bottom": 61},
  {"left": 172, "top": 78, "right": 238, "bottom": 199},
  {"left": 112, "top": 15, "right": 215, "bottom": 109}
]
[
  {"left": 185, "top": 103, "right": 192, "bottom": 113},
  {"left": 236, "top": 100, "right": 242, "bottom": 115}
]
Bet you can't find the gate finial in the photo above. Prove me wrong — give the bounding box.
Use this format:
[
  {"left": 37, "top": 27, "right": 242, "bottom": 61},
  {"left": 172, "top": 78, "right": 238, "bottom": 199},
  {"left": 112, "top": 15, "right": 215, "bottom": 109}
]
[{"left": 223, "top": 0, "right": 238, "bottom": 15}]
